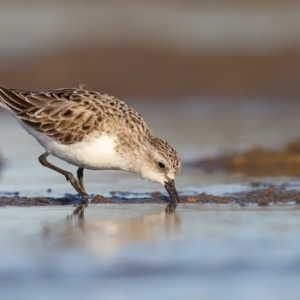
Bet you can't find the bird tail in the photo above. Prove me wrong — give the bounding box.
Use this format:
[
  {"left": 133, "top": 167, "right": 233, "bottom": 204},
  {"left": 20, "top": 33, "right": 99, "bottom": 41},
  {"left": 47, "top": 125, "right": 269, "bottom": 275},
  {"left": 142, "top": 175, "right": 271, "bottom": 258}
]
[
  {"left": 0, "top": 87, "right": 30, "bottom": 114},
  {"left": 0, "top": 87, "right": 8, "bottom": 110}
]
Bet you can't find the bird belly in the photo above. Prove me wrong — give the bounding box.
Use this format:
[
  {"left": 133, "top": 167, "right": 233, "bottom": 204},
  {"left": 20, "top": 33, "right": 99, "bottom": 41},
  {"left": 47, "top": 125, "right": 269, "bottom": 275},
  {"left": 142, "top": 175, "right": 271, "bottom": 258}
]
[
  {"left": 51, "top": 134, "right": 124, "bottom": 170},
  {"left": 19, "top": 121, "right": 127, "bottom": 170}
]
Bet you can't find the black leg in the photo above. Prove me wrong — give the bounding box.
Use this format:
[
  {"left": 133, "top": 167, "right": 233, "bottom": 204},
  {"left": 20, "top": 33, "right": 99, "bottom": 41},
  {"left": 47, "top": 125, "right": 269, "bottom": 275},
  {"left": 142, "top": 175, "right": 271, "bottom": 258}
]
[
  {"left": 77, "top": 167, "right": 85, "bottom": 190},
  {"left": 39, "top": 151, "right": 90, "bottom": 204}
]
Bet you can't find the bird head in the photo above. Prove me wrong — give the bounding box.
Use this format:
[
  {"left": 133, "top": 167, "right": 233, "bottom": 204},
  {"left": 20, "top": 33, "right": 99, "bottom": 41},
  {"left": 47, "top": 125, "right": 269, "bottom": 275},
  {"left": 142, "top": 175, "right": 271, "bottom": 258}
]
[{"left": 137, "top": 137, "right": 181, "bottom": 204}]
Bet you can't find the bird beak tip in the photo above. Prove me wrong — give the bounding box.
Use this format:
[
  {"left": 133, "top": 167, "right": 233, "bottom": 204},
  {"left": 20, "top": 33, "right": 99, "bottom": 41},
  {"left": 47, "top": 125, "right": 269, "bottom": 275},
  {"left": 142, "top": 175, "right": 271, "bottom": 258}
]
[{"left": 164, "top": 180, "right": 180, "bottom": 204}]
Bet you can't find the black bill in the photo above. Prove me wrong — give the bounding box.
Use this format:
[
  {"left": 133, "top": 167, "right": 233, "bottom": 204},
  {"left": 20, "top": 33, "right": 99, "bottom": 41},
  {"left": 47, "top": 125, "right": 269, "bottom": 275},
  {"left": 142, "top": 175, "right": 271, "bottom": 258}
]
[{"left": 164, "top": 180, "right": 180, "bottom": 204}]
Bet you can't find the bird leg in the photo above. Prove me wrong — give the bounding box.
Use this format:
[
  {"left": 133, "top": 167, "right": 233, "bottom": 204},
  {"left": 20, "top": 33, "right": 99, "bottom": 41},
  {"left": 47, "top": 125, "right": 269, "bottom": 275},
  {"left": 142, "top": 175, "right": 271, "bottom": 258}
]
[
  {"left": 77, "top": 167, "right": 85, "bottom": 190},
  {"left": 39, "top": 151, "right": 90, "bottom": 205}
]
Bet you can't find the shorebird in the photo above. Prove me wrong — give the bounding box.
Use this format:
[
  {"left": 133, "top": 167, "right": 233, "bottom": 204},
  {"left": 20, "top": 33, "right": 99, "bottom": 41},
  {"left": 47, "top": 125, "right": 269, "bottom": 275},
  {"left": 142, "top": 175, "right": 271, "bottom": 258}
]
[{"left": 0, "top": 87, "right": 181, "bottom": 210}]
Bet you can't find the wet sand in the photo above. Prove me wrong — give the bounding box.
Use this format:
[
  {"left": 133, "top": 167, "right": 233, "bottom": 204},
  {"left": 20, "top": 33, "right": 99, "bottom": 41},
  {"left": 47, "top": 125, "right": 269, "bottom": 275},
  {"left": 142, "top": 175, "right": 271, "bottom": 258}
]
[
  {"left": 0, "top": 183, "right": 299, "bottom": 207},
  {"left": 193, "top": 138, "right": 300, "bottom": 176}
]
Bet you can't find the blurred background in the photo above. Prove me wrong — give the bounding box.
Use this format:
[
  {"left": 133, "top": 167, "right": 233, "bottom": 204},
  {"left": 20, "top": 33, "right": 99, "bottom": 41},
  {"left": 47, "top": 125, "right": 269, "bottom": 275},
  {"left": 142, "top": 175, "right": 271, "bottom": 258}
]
[
  {"left": 0, "top": 0, "right": 299, "bottom": 99},
  {"left": 1, "top": 0, "right": 300, "bottom": 178},
  {"left": 1, "top": 3, "right": 300, "bottom": 300}
]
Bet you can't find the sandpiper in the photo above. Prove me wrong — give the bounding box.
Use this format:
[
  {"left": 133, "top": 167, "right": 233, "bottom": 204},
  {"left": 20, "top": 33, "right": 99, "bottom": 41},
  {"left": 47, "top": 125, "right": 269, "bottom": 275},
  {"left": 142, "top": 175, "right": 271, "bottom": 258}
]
[{"left": 0, "top": 87, "right": 181, "bottom": 209}]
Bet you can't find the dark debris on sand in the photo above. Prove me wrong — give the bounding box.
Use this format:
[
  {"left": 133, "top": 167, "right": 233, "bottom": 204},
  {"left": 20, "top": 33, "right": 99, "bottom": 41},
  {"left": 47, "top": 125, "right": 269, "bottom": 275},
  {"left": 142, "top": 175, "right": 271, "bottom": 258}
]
[{"left": 0, "top": 184, "right": 300, "bottom": 207}]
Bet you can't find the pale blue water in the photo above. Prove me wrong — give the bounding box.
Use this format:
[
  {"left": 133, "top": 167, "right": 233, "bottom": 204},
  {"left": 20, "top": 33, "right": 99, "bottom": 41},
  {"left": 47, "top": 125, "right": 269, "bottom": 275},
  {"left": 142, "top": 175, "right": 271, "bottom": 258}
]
[{"left": 1, "top": 205, "right": 300, "bottom": 300}]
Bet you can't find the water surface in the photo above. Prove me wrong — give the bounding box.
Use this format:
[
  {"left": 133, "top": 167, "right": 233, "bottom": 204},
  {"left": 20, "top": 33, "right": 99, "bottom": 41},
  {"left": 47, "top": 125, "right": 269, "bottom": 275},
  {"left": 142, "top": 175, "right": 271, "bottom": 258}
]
[
  {"left": 1, "top": 204, "right": 300, "bottom": 300},
  {"left": 1, "top": 99, "right": 300, "bottom": 299}
]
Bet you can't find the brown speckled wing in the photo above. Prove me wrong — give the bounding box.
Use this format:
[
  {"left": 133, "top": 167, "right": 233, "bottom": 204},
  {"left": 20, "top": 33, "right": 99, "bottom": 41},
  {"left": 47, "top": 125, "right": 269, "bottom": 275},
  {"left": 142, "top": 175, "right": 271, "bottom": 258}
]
[{"left": 0, "top": 87, "right": 100, "bottom": 144}]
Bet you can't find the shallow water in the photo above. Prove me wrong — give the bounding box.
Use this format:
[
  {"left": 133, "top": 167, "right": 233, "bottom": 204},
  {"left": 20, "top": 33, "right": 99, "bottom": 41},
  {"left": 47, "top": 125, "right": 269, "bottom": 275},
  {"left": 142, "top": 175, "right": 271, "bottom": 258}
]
[
  {"left": 1, "top": 99, "right": 300, "bottom": 299},
  {"left": 1, "top": 205, "right": 300, "bottom": 300}
]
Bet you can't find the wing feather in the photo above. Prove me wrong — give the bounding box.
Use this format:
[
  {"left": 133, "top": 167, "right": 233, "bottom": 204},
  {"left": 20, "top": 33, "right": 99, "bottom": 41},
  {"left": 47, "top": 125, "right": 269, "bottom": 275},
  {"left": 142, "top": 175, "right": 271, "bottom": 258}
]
[
  {"left": 0, "top": 87, "right": 100, "bottom": 144},
  {"left": 0, "top": 86, "right": 153, "bottom": 146}
]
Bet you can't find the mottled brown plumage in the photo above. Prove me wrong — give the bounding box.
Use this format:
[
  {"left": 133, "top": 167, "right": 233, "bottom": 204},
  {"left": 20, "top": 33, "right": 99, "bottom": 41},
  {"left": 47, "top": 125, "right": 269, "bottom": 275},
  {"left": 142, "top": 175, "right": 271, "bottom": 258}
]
[
  {"left": 0, "top": 86, "right": 181, "bottom": 207},
  {"left": 0, "top": 87, "right": 151, "bottom": 145}
]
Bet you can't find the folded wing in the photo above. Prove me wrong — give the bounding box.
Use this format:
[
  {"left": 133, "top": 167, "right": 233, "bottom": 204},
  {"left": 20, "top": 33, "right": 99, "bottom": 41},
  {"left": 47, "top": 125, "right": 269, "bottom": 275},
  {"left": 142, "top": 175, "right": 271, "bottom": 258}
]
[{"left": 0, "top": 87, "right": 100, "bottom": 144}]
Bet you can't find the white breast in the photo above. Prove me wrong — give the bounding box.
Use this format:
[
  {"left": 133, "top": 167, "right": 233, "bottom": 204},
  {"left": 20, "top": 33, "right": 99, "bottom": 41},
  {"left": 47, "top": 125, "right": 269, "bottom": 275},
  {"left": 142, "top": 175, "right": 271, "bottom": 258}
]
[{"left": 19, "top": 121, "right": 128, "bottom": 170}]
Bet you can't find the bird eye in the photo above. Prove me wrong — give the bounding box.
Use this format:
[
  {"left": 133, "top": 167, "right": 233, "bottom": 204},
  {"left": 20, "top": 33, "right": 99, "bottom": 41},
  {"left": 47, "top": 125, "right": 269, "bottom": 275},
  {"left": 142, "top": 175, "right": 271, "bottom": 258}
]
[{"left": 157, "top": 162, "right": 166, "bottom": 169}]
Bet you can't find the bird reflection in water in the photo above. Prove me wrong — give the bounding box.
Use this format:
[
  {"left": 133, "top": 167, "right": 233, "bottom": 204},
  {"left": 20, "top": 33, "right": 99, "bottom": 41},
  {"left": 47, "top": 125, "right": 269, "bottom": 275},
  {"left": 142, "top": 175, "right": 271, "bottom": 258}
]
[
  {"left": 42, "top": 204, "right": 180, "bottom": 259},
  {"left": 69, "top": 202, "right": 177, "bottom": 220}
]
